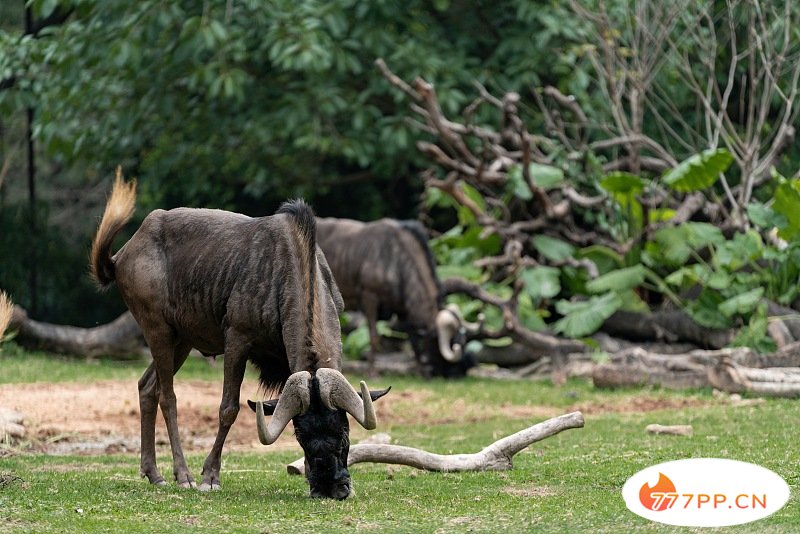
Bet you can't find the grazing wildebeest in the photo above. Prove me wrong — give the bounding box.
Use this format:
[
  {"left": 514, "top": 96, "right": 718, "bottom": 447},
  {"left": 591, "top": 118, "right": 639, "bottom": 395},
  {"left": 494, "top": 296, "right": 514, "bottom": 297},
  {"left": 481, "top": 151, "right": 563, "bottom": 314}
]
[
  {"left": 90, "top": 174, "right": 387, "bottom": 499},
  {"left": 316, "top": 217, "right": 480, "bottom": 378}
]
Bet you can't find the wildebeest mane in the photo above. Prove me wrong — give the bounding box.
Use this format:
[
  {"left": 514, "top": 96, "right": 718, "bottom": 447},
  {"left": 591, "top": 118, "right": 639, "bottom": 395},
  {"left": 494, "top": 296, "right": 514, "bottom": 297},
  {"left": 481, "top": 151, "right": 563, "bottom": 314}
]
[
  {"left": 398, "top": 220, "right": 444, "bottom": 308},
  {"left": 277, "top": 199, "right": 321, "bottom": 372}
]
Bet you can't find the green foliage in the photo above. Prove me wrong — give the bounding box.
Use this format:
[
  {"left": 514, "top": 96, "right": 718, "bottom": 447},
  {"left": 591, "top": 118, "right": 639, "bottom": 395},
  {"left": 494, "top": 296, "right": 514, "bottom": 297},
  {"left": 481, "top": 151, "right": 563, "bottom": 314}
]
[
  {"left": 520, "top": 266, "right": 561, "bottom": 300},
  {"left": 599, "top": 172, "right": 646, "bottom": 240},
  {"left": 0, "top": 0, "right": 585, "bottom": 214},
  {"left": 553, "top": 292, "right": 622, "bottom": 338},
  {"left": 531, "top": 235, "right": 576, "bottom": 262},
  {"left": 771, "top": 179, "right": 800, "bottom": 241},
  {"left": 584, "top": 265, "right": 646, "bottom": 294},
  {"left": 661, "top": 148, "right": 733, "bottom": 192},
  {"left": 0, "top": 0, "right": 590, "bottom": 324},
  {"left": 342, "top": 324, "right": 370, "bottom": 360}
]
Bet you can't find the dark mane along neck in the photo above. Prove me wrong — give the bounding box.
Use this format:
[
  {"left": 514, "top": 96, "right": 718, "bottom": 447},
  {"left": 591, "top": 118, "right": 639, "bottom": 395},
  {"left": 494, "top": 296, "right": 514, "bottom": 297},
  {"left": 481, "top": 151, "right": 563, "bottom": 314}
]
[{"left": 277, "top": 199, "right": 320, "bottom": 371}]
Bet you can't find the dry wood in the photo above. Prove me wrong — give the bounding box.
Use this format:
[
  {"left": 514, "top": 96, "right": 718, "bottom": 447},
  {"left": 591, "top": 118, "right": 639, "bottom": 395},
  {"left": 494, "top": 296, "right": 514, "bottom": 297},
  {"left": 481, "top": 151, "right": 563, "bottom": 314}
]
[
  {"left": 708, "top": 358, "right": 800, "bottom": 398},
  {"left": 8, "top": 306, "right": 147, "bottom": 359},
  {"left": 0, "top": 407, "right": 25, "bottom": 439},
  {"left": 646, "top": 424, "right": 693, "bottom": 437},
  {"left": 601, "top": 309, "right": 733, "bottom": 349},
  {"left": 286, "top": 411, "right": 584, "bottom": 476}
]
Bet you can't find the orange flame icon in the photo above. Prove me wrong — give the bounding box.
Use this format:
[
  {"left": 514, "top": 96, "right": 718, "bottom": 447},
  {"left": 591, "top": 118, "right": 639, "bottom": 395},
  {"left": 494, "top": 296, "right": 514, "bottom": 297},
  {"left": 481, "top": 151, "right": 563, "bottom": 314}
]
[{"left": 639, "top": 473, "right": 677, "bottom": 511}]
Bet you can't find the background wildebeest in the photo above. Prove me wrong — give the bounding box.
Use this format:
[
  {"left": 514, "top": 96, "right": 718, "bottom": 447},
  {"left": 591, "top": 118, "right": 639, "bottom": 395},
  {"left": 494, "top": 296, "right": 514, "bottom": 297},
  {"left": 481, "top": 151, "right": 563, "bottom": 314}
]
[
  {"left": 90, "top": 173, "right": 388, "bottom": 499},
  {"left": 316, "top": 217, "right": 480, "bottom": 378}
]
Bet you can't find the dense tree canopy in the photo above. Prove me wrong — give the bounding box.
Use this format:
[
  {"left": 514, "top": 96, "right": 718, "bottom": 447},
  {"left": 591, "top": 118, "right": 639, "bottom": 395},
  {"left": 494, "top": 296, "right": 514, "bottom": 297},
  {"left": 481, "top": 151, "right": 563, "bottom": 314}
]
[
  {"left": 0, "top": 0, "right": 582, "bottom": 323},
  {"left": 2, "top": 0, "right": 800, "bottom": 363}
]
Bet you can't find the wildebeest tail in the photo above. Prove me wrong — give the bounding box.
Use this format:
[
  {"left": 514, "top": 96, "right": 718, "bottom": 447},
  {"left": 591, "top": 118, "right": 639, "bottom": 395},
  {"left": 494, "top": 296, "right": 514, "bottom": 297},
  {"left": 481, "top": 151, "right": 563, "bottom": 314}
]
[
  {"left": 90, "top": 168, "right": 137, "bottom": 288},
  {"left": 0, "top": 291, "right": 12, "bottom": 339},
  {"left": 277, "top": 199, "right": 319, "bottom": 363}
]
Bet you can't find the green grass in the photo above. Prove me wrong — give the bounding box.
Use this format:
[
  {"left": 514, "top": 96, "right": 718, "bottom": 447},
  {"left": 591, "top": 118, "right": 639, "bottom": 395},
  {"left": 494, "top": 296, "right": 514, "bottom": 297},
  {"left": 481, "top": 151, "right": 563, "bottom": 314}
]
[
  {"left": 0, "top": 343, "right": 222, "bottom": 383},
  {"left": 1, "top": 345, "right": 799, "bottom": 532}
]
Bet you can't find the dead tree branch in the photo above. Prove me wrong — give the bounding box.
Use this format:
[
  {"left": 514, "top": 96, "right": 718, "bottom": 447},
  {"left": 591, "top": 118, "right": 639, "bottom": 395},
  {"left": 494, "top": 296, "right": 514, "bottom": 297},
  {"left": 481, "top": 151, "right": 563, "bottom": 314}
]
[{"left": 287, "top": 411, "right": 585, "bottom": 475}]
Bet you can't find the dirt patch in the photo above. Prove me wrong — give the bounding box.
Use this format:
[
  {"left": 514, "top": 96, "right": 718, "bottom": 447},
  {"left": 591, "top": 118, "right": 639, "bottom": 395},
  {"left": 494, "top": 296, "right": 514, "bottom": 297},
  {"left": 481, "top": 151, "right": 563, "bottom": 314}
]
[
  {"left": 570, "top": 395, "right": 710, "bottom": 415},
  {"left": 0, "top": 378, "right": 296, "bottom": 455},
  {"left": 0, "top": 379, "right": 712, "bottom": 456}
]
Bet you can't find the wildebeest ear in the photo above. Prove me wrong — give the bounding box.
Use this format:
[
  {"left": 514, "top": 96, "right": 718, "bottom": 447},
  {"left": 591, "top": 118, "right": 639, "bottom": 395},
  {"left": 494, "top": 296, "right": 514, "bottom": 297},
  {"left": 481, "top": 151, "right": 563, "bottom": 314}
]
[
  {"left": 358, "top": 386, "right": 391, "bottom": 403},
  {"left": 247, "top": 398, "right": 280, "bottom": 415}
]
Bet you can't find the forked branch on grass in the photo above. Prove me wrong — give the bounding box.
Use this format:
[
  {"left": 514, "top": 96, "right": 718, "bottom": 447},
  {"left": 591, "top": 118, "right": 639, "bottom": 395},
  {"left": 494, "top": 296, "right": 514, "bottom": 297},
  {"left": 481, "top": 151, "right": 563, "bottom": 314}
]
[{"left": 286, "top": 411, "right": 584, "bottom": 475}]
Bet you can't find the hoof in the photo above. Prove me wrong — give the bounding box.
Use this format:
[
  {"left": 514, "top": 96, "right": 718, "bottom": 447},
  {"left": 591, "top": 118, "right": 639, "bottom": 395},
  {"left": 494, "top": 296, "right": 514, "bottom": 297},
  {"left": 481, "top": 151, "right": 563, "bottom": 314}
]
[
  {"left": 198, "top": 482, "right": 221, "bottom": 492},
  {"left": 141, "top": 472, "right": 167, "bottom": 486},
  {"left": 177, "top": 480, "right": 197, "bottom": 489}
]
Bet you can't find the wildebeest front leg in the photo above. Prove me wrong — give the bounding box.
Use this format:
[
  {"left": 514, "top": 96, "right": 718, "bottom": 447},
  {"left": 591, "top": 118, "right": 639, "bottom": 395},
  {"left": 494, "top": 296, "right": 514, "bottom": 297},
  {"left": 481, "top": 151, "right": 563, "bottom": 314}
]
[
  {"left": 361, "top": 291, "right": 381, "bottom": 377},
  {"left": 199, "top": 334, "right": 248, "bottom": 491}
]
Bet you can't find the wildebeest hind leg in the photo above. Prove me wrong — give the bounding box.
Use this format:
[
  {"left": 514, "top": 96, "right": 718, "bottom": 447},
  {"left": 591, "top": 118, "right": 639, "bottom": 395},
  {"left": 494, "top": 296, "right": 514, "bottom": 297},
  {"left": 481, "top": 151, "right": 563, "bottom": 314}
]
[
  {"left": 199, "top": 334, "right": 248, "bottom": 491},
  {"left": 147, "top": 333, "right": 195, "bottom": 488},
  {"left": 137, "top": 361, "right": 164, "bottom": 485}
]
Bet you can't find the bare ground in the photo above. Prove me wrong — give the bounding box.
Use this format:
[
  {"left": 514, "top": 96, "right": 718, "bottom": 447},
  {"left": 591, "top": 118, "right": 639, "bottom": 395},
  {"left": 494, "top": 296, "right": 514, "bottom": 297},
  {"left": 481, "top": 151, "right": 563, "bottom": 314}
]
[{"left": 0, "top": 378, "right": 712, "bottom": 456}]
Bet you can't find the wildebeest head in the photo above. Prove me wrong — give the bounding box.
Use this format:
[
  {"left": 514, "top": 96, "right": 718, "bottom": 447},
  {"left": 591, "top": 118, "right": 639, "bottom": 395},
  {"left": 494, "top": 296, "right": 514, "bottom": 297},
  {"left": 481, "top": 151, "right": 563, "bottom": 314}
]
[
  {"left": 248, "top": 368, "right": 389, "bottom": 499},
  {"left": 434, "top": 304, "right": 484, "bottom": 363}
]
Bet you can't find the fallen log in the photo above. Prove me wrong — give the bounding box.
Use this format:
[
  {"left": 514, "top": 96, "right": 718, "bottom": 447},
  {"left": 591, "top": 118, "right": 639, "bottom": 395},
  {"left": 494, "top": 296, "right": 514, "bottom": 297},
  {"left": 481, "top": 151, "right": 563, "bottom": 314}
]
[
  {"left": 592, "top": 363, "right": 709, "bottom": 390},
  {"left": 590, "top": 346, "right": 751, "bottom": 390},
  {"left": 0, "top": 407, "right": 25, "bottom": 439},
  {"left": 708, "top": 358, "right": 800, "bottom": 398},
  {"left": 9, "top": 306, "right": 147, "bottom": 359},
  {"left": 602, "top": 310, "right": 733, "bottom": 349},
  {"left": 286, "top": 411, "right": 584, "bottom": 475}
]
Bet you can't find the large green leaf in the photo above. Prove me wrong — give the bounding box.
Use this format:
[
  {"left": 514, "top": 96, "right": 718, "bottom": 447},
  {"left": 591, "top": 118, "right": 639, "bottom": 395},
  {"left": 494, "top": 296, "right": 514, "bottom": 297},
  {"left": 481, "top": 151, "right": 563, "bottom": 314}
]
[
  {"left": 531, "top": 235, "right": 576, "bottom": 262},
  {"left": 662, "top": 148, "right": 733, "bottom": 192},
  {"left": 507, "top": 163, "right": 564, "bottom": 198},
  {"left": 577, "top": 245, "right": 624, "bottom": 275},
  {"left": 747, "top": 203, "right": 787, "bottom": 230},
  {"left": 714, "top": 230, "right": 762, "bottom": 271},
  {"left": 585, "top": 265, "right": 646, "bottom": 293},
  {"left": 599, "top": 172, "right": 645, "bottom": 194},
  {"left": 685, "top": 289, "right": 730, "bottom": 329},
  {"left": 528, "top": 163, "right": 565, "bottom": 189},
  {"left": 772, "top": 180, "right": 800, "bottom": 240},
  {"left": 553, "top": 292, "right": 622, "bottom": 338},
  {"left": 518, "top": 293, "right": 548, "bottom": 331},
  {"left": 718, "top": 287, "right": 764, "bottom": 318},
  {"left": 617, "top": 288, "right": 650, "bottom": 313},
  {"left": 650, "top": 222, "right": 724, "bottom": 266},
  {"left": 520, "top": 266, "right": 561, "bottom": 300},
  {"left": 506, "top": 165, "right": 533, "bottom": 200}
]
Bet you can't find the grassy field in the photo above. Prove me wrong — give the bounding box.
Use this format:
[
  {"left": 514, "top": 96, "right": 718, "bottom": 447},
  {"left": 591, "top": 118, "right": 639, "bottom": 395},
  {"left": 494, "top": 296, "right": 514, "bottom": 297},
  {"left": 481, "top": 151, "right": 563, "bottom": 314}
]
[{"left": 1, "top": 346, "right": 798, "bottom": 533}]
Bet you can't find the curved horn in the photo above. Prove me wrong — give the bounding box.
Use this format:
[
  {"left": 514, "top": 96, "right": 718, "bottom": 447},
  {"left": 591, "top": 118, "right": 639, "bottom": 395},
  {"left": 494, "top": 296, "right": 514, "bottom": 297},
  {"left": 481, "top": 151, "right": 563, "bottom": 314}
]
[
  {"left": 445, "top": 303, "right": 483, "bottom": 334},
  {"left": 435, "top": 307, "right": 461, "bottom": 362},
  {"left": 256, "top": 371, "right": 312, "bottom": 445},
  {"left": 316, "top": 368, "right": 377, "bottom": 430}
]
